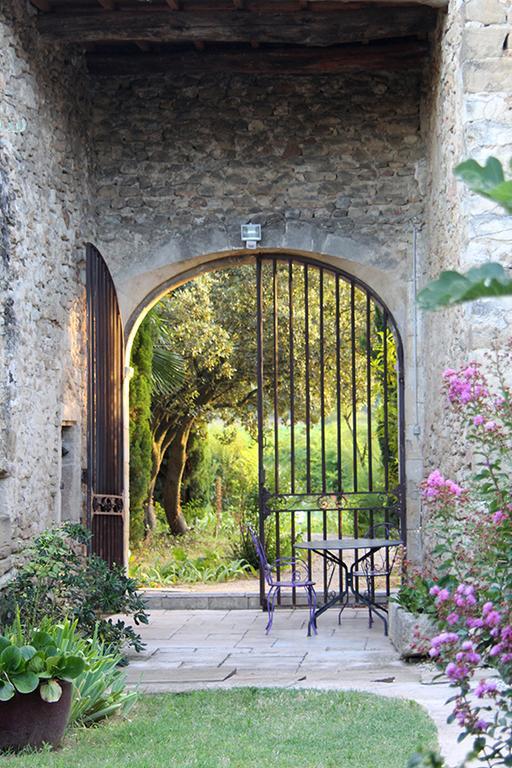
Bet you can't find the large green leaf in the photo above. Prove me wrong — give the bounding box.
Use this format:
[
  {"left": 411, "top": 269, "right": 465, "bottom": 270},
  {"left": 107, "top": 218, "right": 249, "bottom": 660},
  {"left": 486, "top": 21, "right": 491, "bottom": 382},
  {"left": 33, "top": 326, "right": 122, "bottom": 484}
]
[
  {"left": 418, "top": 263, "right": 512, "bottom": 310},
  {"left": 0, "top": 637, "right": 10, "bottom": 653},
  {"left": 31, "top": 631, "right": 53, "bottom": 651},
  {"left": 0, "top": 680, "right": 15, "bottom": 702},
  {"left": 40, "top": 679, "right": 62, "bottom": 703},
  {"left": 0, "top": 645, "right": 24, "bottom": 674},
  {"left": 57, "top": 655, "right": 86, "bottom": 681},
  {"left": 455, "top": 157, "right": 512, "bottom": 213},
  {"left": 12, "top": 670, "right": 40, "bottom": 694},
  {"left": 19, "top": 645, "right": 37, "bottom": 662}
]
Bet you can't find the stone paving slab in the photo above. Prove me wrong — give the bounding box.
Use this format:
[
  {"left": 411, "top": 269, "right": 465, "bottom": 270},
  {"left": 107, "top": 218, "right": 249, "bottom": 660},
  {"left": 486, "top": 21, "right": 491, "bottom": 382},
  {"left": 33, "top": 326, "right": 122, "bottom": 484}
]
[{"left": 120, "top": 607, "right": 467, "bottom": 767}]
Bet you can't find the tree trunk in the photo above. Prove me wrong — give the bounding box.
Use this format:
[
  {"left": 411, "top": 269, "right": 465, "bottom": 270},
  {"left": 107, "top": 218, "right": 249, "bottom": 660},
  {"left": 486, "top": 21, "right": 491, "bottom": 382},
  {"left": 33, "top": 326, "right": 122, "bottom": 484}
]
[
  {"left": 143, "top": 496, "right": 157, "bottom": 536},
  {"left": 162, "top": 422, "right": 192, "bottom": 536}
]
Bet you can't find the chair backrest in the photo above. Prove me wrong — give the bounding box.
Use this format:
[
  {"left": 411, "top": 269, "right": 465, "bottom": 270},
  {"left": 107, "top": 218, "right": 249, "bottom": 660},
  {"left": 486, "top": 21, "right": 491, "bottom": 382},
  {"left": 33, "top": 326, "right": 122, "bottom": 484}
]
[
  {"left": 362, "top": 521, "right": 402, "bottom": 574},
  {"left": 246, "top": 526, "right": 274, "bottom": 586}
]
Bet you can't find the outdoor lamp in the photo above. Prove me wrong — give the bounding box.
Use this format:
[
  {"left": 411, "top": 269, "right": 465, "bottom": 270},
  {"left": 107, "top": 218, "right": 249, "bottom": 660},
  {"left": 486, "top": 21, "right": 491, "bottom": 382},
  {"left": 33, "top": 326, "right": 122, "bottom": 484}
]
[{"left": 241, "top": 224, "right": 261, "bottom": 249}]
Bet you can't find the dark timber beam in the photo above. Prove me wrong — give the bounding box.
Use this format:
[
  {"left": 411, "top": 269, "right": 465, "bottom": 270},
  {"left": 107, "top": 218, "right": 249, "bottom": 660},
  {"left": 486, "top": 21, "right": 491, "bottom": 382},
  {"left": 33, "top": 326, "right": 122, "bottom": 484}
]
[
  {"left": 37, "top": 8, "right": 436, "bottom": 46},
  {"left": 86, "top": 41, "right": 429, "bottom": 76}
]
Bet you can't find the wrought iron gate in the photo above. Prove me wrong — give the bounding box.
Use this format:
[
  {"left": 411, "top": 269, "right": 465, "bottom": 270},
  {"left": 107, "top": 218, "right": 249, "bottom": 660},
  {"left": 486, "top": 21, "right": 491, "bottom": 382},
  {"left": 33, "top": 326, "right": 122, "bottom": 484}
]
[
  {"left": 255, "top": 255, "right": 405, "bottom": 607},
  {"left": 86, "top": 244, "right": 125, "bottom": 567}
]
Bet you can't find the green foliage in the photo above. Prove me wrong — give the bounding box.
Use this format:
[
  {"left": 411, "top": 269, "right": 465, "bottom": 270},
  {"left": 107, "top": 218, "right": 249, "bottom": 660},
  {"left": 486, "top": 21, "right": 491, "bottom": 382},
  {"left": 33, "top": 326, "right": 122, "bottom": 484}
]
[
  {"left": 129, "top": 317, "right": 155, "bottom": 543},
  {"left": 407, "top": 750, "right": 446, "bottom": 768},
  {"left": 417, "top": 263, "right": 512, "bottom": 311},
  {"left": 44, "top": 618, "right": 136, "bottom": 726},
  {"left": 455, "top": 156, "right": 512, "bottom": 214},
  {"left": 394, "top": 570, "right": 437, "bottom": 617},
  {"left": 0, "top": 616, "right": 86, "bottom": 704},
  {"left": 132, "top": 549, "right": 255, "bottom": 587},
  {"left": 0, "top": 524, "right": 149, "bottom": 655},
  {"left": 418, "top": 157, "right": 512, "bottom": 311}
]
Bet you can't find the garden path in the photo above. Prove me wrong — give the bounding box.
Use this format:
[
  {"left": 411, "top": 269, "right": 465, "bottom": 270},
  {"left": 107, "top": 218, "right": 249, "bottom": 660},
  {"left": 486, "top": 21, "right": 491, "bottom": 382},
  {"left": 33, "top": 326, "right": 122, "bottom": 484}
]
[{"left": 124, "top": 607, "right": 466, "bottom": 766}]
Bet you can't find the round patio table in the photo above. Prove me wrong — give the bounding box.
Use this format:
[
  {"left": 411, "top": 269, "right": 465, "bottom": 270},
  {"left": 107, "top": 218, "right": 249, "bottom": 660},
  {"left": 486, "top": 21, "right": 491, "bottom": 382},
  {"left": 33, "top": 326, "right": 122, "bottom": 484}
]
[{"left": 295, "top": 538, "right": 402, "bottom": 635}]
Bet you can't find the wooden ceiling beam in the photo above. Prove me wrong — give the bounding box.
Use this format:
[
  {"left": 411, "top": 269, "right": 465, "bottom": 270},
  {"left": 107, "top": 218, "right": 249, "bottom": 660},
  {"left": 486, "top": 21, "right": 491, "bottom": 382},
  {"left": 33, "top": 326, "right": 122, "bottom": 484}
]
[
  {"left": 86, "top": 41, "right": 429, "bottom": 76},
  {"left": 30, "top": 0, "right": 51, "bottom": 10},
  {"left": 37, "top": 7, "right": 437, "bottom": 46},
  {"left": 166, "top": 0, "right": 181, "bottom": 9},
  {"left": 97, "top": 0, "right": 116, "bottom": 8}
]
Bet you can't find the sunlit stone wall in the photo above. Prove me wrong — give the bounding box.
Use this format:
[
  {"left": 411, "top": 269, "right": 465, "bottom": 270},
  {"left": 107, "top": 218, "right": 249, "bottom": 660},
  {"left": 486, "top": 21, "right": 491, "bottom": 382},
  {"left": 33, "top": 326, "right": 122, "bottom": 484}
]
[
  {"left": 0, "top": 1, "right": 91, "bottom": 581},
  {"left": 420, "top": 0, "right": 512, "bottom": 550}
]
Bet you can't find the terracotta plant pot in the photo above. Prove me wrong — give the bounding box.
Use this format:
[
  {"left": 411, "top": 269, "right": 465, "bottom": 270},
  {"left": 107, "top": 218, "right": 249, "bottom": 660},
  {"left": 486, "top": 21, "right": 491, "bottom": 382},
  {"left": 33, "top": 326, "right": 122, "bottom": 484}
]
[{"left": 0, "top": 681, "right": 72, "bottom": 752}]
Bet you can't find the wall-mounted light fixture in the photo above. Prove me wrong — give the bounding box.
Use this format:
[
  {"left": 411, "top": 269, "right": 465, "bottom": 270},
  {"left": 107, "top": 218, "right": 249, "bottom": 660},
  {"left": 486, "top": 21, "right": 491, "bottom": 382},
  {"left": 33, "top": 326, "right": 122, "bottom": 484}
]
[{"left": 241, "top": 223, "right": 261, "bottom": 250}]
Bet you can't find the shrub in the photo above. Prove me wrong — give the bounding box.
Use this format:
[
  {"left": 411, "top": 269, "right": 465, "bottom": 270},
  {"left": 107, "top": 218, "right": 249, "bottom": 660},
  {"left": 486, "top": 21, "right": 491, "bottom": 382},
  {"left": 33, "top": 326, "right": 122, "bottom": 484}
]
[
  {"left": 0, "top": 523, "right": 149, "bottom": 655},
  {"left": 44, "top": 618, "right": 136, "bottom": 726}
]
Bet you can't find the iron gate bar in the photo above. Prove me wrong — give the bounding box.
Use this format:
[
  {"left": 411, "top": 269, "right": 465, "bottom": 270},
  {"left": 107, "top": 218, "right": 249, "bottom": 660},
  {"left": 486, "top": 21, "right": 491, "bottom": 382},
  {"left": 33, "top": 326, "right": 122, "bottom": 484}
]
[
  {"left": 256, "top": 253, "right": 406, "bottom": 608},
  {"left": 303, "top": 264, "right": 313, "bottom": 582},
  {"left": 288, "top": 259, "right": 297, "bottom": 604}
]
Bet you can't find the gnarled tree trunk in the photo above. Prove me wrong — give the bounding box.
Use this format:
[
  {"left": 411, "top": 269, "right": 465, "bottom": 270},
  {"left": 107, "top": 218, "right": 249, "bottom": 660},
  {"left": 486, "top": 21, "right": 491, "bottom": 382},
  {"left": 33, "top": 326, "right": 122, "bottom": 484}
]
[{"left": 162, "top": 421, "right": 193, "bottom": 536}]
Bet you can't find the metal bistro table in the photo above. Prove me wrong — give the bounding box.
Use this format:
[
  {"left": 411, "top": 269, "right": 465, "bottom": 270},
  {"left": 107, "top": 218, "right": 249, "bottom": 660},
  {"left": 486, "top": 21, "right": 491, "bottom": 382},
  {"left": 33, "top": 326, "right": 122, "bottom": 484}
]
[{"left": 295, "top": 538, "right": 402, "bottom": 635}]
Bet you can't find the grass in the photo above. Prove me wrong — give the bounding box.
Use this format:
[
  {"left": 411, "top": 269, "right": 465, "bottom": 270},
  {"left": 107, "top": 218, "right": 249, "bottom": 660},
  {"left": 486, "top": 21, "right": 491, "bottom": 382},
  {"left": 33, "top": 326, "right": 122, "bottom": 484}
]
[{"left": 2, "top": 688, "right": 437, "bottom": 768}]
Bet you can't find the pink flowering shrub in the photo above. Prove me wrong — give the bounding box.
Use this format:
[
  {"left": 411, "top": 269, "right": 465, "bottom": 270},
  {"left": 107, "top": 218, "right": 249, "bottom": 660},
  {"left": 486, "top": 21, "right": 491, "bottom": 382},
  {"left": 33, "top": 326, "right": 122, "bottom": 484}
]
[{"left": 406, "top": 352, "right": 512, "bottom": 767}]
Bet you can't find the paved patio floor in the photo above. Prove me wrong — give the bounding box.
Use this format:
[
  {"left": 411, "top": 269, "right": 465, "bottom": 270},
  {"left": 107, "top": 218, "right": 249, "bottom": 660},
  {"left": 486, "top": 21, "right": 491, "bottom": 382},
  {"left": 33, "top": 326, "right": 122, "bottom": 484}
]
[{"left": 125, "top": 607, "right": 467, "bottom": 766}]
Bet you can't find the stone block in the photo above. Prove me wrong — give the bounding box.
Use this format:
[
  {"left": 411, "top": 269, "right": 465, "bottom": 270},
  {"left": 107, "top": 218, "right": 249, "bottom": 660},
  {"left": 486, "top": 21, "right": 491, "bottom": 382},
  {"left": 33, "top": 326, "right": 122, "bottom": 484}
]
[
  {"left": 465, "top": 0, "right": 507, "bottom": 24},
  {"left": 388, "top": 603, "right": 437, "bottom": 660},
  {"left": 464, "top": 58, "right": 512, "bottom": 92},
  {"left": 463, "top": 27, "right": 509, "bottom": 60}
]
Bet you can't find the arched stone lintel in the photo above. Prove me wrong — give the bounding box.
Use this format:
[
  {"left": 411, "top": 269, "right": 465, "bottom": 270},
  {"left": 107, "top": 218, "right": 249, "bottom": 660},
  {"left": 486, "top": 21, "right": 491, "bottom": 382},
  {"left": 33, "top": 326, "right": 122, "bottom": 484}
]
[{"left": 110, "top": 227, "right": 409, "bottom": 356}]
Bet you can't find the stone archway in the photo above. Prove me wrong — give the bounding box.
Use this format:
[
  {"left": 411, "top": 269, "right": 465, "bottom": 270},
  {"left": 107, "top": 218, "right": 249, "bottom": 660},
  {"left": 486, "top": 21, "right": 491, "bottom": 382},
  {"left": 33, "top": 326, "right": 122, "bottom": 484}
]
[{"left": 118, "top": 242, "right": 418, "bottom": 574}]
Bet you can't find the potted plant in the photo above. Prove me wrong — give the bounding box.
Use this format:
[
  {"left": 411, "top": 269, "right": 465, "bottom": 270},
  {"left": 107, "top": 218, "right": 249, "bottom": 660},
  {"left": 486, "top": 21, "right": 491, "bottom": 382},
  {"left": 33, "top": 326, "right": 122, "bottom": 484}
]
[{"left": 0, "top": 623, "right": 86, "bottom": 751}]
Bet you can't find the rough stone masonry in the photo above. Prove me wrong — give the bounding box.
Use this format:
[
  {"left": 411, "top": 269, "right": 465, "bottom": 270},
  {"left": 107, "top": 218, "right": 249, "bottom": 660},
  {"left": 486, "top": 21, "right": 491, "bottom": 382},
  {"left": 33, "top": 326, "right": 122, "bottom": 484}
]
[{"left": 0, "top": 0, "right": 511, "bottom": 577}]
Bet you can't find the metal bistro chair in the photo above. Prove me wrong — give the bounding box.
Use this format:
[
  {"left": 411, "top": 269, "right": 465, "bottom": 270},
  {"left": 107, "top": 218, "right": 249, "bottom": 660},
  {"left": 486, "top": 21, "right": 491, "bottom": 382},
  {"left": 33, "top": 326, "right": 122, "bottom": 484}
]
[
  {"left": 341, "top": 522, "right": 402, "bottom": 635},
  {"left": 247, "top": 526, "right": 318, "bottom": 637}
]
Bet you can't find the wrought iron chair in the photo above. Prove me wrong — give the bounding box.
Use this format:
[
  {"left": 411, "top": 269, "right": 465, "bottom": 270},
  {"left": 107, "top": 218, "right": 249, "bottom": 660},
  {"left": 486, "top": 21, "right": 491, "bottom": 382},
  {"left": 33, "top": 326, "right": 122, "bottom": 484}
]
[
  {"left": 247, "top": 526, "right": 318, "bottom": 637},
  {"left": 340, "top": 522, "right": 402, "bottom": 634}
]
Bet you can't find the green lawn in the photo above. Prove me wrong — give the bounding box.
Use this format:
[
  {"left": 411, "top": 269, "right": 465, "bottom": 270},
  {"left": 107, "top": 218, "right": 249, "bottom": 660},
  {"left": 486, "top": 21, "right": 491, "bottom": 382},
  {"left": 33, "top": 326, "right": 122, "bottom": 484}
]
[{"left": 2, "top": 689, "right": 437, "bottom": 768}]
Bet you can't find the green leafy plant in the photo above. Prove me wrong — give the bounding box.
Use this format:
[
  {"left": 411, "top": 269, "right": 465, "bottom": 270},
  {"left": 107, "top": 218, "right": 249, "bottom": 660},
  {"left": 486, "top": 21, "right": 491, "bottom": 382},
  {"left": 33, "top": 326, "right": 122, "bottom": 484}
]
[
  {"left": 0, "top": 523, "right": 149, "bottom": 655},
  {"left": 132, "top": 549, "right": 255, "bottom": 587},
  {"left": 394, "top": 569, "right": 437, "bottom": 618},
  {"left": 0, "top": 619, "right": 86, "bottom": 704},
  {"left": 44, "top": 618, "right": 136, "bottom": 726},
  {"left": 418, "top": 157, "right": 512, "bottom": 311},
  {"left": 455, "top": 156, "right": 512, "bottom": 213}
]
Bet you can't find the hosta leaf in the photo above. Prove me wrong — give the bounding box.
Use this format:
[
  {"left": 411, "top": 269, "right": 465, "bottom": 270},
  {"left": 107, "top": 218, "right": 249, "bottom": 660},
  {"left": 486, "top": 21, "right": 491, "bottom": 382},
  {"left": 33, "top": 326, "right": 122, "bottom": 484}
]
[
  {"left": 40, "top": 679, "right": 62, "bottom": 703},
  {"left": 58, "top": 656, "right": 86, "bottom": 681},
  {"left": 0, "top": 680, "right": 15, "bottom": 702},
  {"left": 19, "top": 645, "right": 37, "bottom": 662},
  {"left": 12, "top": 670, "right": 40, "bottom": 694},
  {"left": 0, "top": 637, "right": 10, "bottom": 653},
  {"left": 1, "top": 645, "right": 24, "bottom": 673},
  {"left": 31, "top": 631, "right": 53, "bottom": 651},
  {"left": 28, "top": 653, "right": 45, "bottom": 673}
]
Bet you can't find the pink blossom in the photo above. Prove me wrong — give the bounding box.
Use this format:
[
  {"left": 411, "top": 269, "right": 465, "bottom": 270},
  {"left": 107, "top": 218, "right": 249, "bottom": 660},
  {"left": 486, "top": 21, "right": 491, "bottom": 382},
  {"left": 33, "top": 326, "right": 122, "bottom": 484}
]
[
  {"left": 473, "top": 414, "right": 485, "bottom": 426},
  {"left": 474, "top": 680, "right": 497, "bottom": 699},
  {"left": 447, "top": 612, "right": 460, "bottom": 625},
  {"left": 492, "top": 510, "right": 507, "bottom": 525},
  {"left": 484, "top": 420, "right": 498, "bottom": 431}
]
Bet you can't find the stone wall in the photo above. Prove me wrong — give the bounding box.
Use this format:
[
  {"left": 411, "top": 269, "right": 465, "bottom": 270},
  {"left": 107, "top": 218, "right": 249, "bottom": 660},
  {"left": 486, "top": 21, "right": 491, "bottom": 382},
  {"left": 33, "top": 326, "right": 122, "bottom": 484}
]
[
  {"left": 420, "top": 0, "right": 512, "bottom": 543},
  {"left": 89, "top": 70, "right": 425, "bottom": 323},
  {"left": 0, "top": 1, "right": 91, "bottom": 581}
]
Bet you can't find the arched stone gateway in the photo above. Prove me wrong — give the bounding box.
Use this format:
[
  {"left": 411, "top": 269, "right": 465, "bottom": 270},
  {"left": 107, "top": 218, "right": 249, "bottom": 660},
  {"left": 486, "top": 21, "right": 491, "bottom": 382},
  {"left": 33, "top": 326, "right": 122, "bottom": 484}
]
[{"left": 89, "top": 244, "right": 412, "bottom": 609}]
